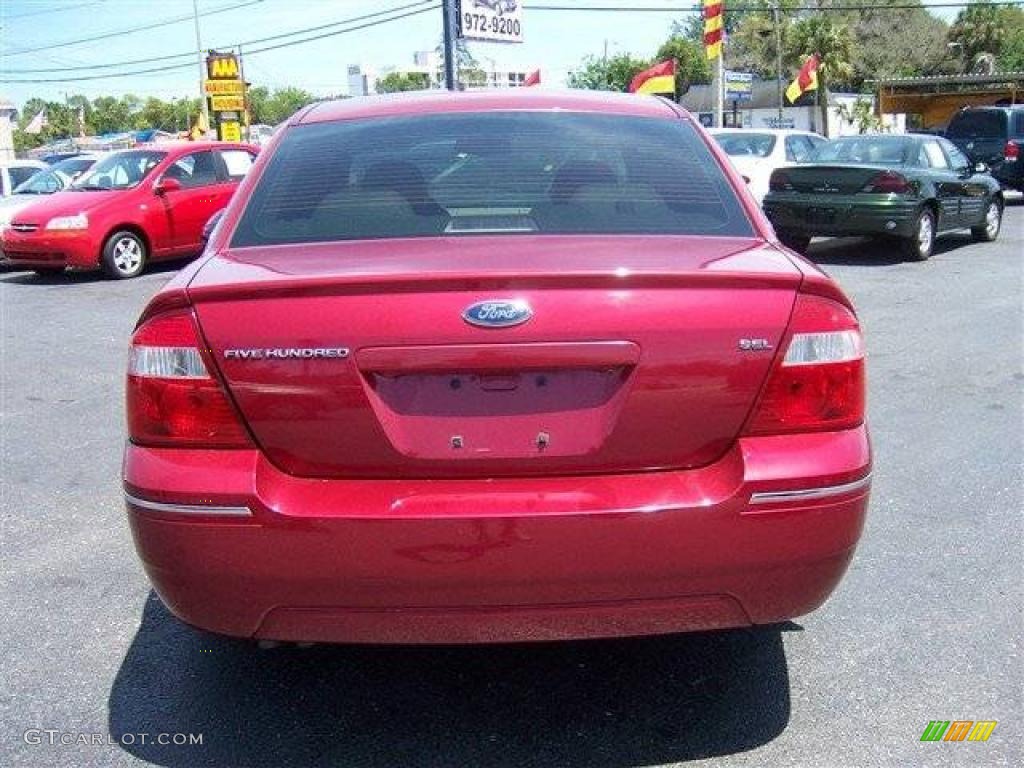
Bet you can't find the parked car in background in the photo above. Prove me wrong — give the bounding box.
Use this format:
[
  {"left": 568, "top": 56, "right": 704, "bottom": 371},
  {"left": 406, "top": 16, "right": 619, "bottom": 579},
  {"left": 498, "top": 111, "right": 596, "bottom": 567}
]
[
  {"left": 709, "top": 128, "right": 826, "bottom": 204},
  {"left": 763, "top": 133, "right": 1003, "bottom": 260},
  {"left": 0, "top": 155, "right": 100, "bottom": 239},
  {"left": 1, "top": 142, "right": 256, "bottom": 278},
  {"left": 123, "top": 90, "right": 870, "bottom": 646},
  {"left": 0, "top": 159, "right": 47, "bottom": 197},
  {"left": 39, "top": 152, "right": 88, "bottom": 165},
  {"left": 945, "top": 105, "right": 1024, "bottom": 192}
]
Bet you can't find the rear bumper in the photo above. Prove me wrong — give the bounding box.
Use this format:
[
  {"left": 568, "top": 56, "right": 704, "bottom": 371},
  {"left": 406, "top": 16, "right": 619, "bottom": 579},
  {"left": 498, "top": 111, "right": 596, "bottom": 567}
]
[
  {"left": 764, "top": 196, "right": 919, "bottom": 239},
  {"left": 124, "top": 428, "right": 871, "bottom": 644}
]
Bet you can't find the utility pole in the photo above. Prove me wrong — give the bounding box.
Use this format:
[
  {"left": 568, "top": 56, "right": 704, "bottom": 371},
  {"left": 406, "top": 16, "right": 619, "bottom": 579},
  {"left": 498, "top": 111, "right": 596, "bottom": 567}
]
[
  {"left": 773, "top": 2, "right": 784, "bottom": 125},
  {"left": 238, "top": 44, "right": 249, "bottom": 139},
  {"left": 713, "top": 52, "right": 724, "bottom": 128},
  {"left": 192, "top": 0, "right": 210, "bottom": 133},
  {"left": 442, "top": 0, "right": 458, "bottom": 90}
]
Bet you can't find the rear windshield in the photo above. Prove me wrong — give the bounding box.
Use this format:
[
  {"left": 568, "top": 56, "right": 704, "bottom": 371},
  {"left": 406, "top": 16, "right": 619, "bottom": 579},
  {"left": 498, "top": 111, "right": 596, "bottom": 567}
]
[
  {"left": 713, "top": 132, "right": 777, "bottom": 158},
  {"left": 810, "top": 136, "right": 912, "bottom": 165},
  {"left": 946, "top": 110, "right": 1006, "bottom": 139},
  {"left": 230, "top": 112, "right": 752, "bottom": 247}
]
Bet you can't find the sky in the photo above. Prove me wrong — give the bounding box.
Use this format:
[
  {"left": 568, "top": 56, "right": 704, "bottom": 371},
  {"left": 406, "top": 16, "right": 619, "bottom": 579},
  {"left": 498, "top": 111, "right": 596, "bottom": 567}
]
[{"left": 0, "top": 0, "right": 966, "bottom": 109}]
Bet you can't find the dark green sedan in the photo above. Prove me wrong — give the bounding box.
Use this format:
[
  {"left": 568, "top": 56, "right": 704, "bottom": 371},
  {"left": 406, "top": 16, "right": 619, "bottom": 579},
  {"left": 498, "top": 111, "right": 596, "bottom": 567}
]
[{"left": 762, "top": 134, "right": 1004, "bottom": 260}]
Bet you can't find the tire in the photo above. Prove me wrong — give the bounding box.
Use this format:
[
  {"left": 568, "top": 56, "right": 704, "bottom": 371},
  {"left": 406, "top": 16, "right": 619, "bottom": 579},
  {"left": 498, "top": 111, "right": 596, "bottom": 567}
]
[
  {"left": 971, "top": 198, "right": 1002, "bottom": 242},
  {"left": 900, "top": 208, "right": 935, "bottom": 261},
  {"left": 777, "top": 230, "right": 811, "bottom": 255},
  {"left": 101, "top": 230, "right": 147, "bottom": 279}
]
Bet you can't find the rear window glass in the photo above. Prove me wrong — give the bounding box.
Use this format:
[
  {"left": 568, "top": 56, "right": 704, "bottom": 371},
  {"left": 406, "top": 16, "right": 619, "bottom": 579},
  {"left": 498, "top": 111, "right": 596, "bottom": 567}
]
[
  {"left": 810, "top": 136, "right": 911, "bottom": 165},
  {"left": 230, "top": 112, "right": 752, "bottom": 247},
  {"left": 947, "top": 111, "right": 1006, "bottom": 139},
  {"left": 713, "top": 132, "right": 777, "bottom": 158}
]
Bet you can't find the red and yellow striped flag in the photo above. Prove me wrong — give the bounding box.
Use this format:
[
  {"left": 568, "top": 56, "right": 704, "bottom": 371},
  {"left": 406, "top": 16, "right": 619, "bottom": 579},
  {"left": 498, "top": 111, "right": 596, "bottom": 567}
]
[
  {"left": 704, "top": 0, "right": 724, "bottom": 60},
  {"left": 629, "top": 59, "right": 676, "bottom": 94},
  {"left": 786, "top": 54, "right": 820, "bottom": 103}
]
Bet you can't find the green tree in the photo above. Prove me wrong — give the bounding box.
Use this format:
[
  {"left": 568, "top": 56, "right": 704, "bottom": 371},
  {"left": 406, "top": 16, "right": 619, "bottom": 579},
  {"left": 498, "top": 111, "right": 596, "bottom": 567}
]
[
  {"left": 655, "top": 36, "right": 711, "bottom": 99},
  {"left": 375, "top": 72, "right": 432, "bottom": 94},
  {"left": 786, "top": 15, "right": 855, "bottom": 137},
  {"left": 949, "top": 0, "right": 1024, "bottom": 72},
  {"left": 567, "top": 52, "right": 651, "bottom": 92}
]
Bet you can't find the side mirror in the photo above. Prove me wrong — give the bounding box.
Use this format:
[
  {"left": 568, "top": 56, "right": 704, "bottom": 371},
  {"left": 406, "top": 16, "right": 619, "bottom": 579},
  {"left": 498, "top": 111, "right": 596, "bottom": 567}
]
[
  {"left": 201, "top": 209, "right": 225, "bottom": 244},
  {"left": 974, "top": 161, "right": 989, "bottom": 174},
  {"left": 153, "top": 177, "right": 182, "bottom": 195}
]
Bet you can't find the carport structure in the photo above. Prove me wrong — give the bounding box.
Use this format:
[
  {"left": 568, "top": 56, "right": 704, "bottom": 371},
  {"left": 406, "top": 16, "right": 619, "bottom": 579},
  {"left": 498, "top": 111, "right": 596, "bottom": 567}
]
[{"left": 872, "top": 72, "right": 1024, "bottom": 130}]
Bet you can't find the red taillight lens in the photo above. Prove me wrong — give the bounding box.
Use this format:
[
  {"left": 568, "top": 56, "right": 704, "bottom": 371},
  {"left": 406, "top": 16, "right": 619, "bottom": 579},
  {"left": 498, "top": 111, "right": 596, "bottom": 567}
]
[
  {"left": 745, "top": 294, "right": 865, "bottom": 435},
  {"left": 769, "top": 170, "right": 794, "bottom": 192},
  {"left": 1005, "top": 140, "right": 1019, "bottom": 163},
  {"left": 126, "top": 311, "right": 251, "bottom": 447},
  {"left": 862, "top": 171, "right": 911, "bottom": 194}
]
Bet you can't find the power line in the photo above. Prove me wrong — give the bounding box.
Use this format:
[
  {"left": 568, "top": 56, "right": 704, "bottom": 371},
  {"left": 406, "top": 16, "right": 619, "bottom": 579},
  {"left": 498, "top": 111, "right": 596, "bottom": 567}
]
[
  {"left": 0, "top": 3, "right": 440, "bottom": 83},
  {"left": 0, "top": 0, "right": 107, "bottom": 21},
  {"left": 1, "top": 0, "right": 436, "bottom": 74},
  {"left": 530, "top": 1, "right": 1024, "bottom": 11},
  {"left": 2, "top": 0, "right": 265, "bottom": 57}
]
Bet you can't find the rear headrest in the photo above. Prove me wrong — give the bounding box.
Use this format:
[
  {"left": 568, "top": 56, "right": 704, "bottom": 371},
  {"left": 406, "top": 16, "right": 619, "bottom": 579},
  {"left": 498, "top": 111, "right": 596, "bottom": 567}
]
[{"left": 549, "top": 160, "right": 617, "bottom": 204}]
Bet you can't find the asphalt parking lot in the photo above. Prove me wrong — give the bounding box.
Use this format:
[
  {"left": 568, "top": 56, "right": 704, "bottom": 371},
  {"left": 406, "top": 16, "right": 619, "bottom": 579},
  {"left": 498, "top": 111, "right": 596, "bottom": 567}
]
[{"left": 1, "top": 200, "right": 1021, "bottom": 768}]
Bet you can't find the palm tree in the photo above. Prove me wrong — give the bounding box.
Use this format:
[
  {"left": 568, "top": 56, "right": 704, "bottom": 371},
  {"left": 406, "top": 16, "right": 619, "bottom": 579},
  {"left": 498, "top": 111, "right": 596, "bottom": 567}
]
[{"left": 786, "top": 15, "right": 855, "bottom": 138}]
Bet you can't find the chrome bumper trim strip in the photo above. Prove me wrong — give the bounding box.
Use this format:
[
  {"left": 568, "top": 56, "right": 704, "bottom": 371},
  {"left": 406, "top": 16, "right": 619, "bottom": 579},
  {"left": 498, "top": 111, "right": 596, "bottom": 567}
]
[
  {"left": 749, "top": 473, "right": 872, "bottom": 505},
  {"left": 124, "top": 492, "right": 252, "bottom": 517}
]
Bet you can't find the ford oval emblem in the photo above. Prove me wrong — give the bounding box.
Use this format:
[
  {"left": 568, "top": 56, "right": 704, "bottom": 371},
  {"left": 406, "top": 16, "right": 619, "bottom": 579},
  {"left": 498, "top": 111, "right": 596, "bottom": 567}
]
[{"left": 462, "top": 299, "right": 533, "bottom": 328}]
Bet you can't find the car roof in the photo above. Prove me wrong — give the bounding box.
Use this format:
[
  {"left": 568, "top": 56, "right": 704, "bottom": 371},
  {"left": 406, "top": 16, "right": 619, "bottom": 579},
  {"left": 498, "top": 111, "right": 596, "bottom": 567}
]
[
  {"left": 296, "top": 89, "right": 681, "bottom": 125},
  {"left": 709, "top": 128, "right": 817, "bottom": 136}
]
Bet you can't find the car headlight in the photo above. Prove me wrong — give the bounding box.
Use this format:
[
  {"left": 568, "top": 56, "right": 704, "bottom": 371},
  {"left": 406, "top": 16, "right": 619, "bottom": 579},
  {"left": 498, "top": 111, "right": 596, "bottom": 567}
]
[{"left": 45, "top": 214, "right": 89, "bottom": 231}]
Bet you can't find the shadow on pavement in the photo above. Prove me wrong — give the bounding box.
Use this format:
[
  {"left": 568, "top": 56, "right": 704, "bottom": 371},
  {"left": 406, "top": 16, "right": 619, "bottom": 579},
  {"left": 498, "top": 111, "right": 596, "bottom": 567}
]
[
  {"left": 806, "top": 232, "right": 977, "bottom": 267},
  {"left": 109, "top": 593, "right": 793, "bottom": 768},
  {"left": 0, "top": 260, "right": 185, "bottom": 285}
]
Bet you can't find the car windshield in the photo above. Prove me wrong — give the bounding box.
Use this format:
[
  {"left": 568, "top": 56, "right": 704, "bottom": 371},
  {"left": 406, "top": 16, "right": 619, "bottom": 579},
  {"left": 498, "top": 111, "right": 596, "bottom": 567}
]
[
  {"left": 713, "top": 132, "right": 777, "bottom": 158},
  {"left": 231, "top": 112, "right": 753, "bottom": 247},
  {"left": 946, "top": 111, "right": 1006, "bottom": 139},
  {"left": 14, "top": 157, "right": 96, "bottom": 195},
  {"left": 810, "top": 136, "right": 912, "bottom": 165},
  {"left": 72, "top": 150, "right": 165, "bottom": 191}
]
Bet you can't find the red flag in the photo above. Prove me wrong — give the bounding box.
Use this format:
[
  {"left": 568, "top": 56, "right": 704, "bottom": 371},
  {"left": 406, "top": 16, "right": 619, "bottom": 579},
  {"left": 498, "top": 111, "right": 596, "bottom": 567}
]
[
  {"left": 524, "top": 69, "right": 540, "bottom": 87},
  {"left": 628, "top": 59, "right": 676, "bottom": 95},
  {"left": 786, "top": 54, "right": 820, "bottom": 103}
]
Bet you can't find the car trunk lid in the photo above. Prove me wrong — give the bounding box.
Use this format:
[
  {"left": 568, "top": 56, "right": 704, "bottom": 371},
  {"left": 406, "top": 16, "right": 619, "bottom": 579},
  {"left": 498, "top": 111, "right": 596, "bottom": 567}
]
[
  {"left": 189, "top": 235, "right": 801, "bottom": 479},
  {"left": 779, "top": 164, "right": 894, "bottom": 195}
]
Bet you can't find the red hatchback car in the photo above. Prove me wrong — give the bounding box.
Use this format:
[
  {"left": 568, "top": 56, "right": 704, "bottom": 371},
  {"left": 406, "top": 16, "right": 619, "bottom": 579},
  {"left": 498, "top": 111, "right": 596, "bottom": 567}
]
[
  {"left": 2, "top": 142, "right": 256, "bottom": 278},
  {"left": 123, "top": 91, "right": 871, "bottom": 644}
]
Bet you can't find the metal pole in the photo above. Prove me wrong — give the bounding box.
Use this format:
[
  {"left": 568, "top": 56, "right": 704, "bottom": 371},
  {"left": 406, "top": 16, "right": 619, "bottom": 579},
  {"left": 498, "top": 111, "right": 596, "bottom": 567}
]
[
  {"left": 713, "top": 53, "right": 724, "bottom": 128},
  {"left": 773, "top": 3, "right": 784, "bottom": 124},
  {"left": 442, "top": 0, "right": 457, "bottom": 91},
  {"left": 193, "top": 0, "right": 210, "bottom": 134},
  {"left": 238, "top": 44, "right": 249, "bottom": 139}
]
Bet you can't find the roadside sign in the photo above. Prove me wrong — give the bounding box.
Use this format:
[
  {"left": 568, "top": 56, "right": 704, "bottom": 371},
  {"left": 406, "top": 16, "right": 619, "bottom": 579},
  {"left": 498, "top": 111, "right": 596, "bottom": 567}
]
[
  {"left": 211, "top": 95, "right": 245, "bottom": 112},
  {"left": 207, "top": 53, "right": 241, "bottom": 80},
  {"left": 725, "top": 71, "right": 753, "bottom": 102},
  {"left": 204, "top": 79, "right": 245, "bottom": 95},
  {"left": 218, "top": 121, "right": 242, "bottom": 142},
  {"left": 458, "top": 0, "right": 523, "bottom": 43}
]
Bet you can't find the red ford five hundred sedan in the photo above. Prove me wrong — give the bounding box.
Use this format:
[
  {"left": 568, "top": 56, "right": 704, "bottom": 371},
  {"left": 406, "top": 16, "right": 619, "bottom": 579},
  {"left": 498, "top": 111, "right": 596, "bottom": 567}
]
[
  {"left": 123, "top": 91, "right": 871, "bottom": 644},
  {"left": 2, "top": 142, "right": 256, "bottom": 279}
]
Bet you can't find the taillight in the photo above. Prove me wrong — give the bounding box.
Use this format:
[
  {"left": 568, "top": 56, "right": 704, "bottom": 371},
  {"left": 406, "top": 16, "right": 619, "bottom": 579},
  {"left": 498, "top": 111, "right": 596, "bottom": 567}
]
[
  {"left": 745, "top": 294, "right": 865, "bottom": 435},
  {"left": 126, "top": 311, "right": 251, "bottom": 447},
  {"left": 769, "top": 170, "right": 794, "bottom": 192},
  {"left": 861, "top": 171, "right": 911, "bottom": 194},
  {"left": 1005, "top": 140, "right": 1019, "bottom": 163}
]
